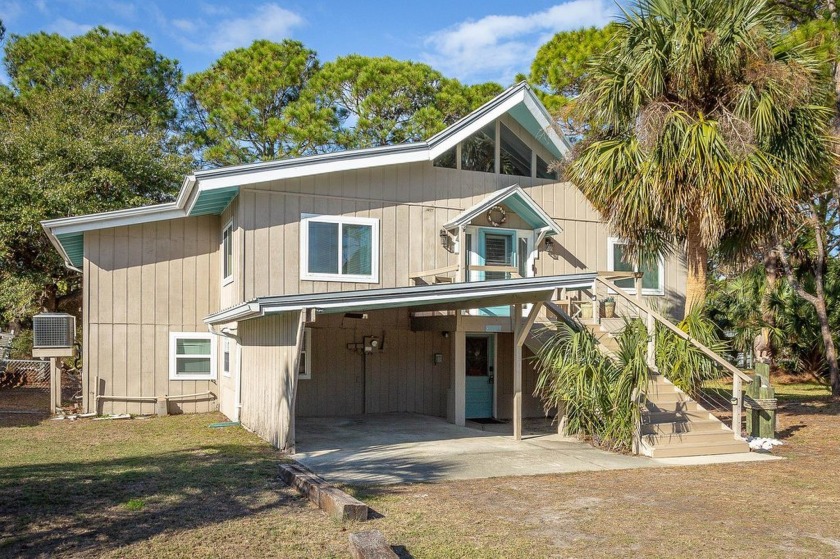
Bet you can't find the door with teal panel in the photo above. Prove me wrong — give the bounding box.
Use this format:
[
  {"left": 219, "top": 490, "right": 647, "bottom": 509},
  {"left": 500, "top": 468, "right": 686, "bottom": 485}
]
[
  {"left": 478, "top": 229, "right": 516, "bottom": 316},
  {"left": 465, "top": 335, "right": 494, "bottom": 419}
]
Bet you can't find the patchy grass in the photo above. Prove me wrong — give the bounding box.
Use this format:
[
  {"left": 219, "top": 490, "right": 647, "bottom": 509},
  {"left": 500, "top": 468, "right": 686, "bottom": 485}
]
[{"left": 2, "top": 396, "right": 840, "bottom": 558}]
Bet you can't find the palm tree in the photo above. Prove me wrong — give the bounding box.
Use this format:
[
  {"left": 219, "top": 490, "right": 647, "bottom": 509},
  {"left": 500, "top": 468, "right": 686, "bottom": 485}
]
[{"left": 568, "top": 0, "right": 834, "bottom": 316}]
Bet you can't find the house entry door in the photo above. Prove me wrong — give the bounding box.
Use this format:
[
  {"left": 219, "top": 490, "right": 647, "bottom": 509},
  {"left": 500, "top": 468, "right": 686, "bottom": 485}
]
[{"left": 465, "top": 335, "right": 494, "bottom": 419}]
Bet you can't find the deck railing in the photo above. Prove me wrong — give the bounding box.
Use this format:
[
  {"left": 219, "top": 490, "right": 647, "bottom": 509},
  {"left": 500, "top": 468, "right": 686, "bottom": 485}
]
[{"left": 591, "top": 274, "right": 751, "bottom": 438}]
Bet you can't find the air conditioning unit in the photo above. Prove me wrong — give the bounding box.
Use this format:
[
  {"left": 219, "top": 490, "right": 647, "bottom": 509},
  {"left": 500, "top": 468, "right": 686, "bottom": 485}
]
[{"left": 32, "top": 313, "right": 76, "bottom": 358}]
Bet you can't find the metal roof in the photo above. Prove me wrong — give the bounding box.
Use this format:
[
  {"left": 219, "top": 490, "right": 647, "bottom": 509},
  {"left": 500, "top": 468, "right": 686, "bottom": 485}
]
[{"left": 204, "top": 273, "right": 595, "bottom": 324}]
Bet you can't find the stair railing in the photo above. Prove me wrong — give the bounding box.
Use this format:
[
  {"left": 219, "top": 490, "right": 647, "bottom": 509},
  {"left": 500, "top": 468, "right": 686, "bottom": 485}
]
[{"left": 594, "top": 275, "right": 752, "bottom": 439}]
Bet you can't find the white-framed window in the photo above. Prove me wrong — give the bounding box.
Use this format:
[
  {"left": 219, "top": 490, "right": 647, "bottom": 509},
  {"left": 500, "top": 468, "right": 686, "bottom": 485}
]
[
  {"left": 221, "top": 219, "right": 233, "bottom": 285},
  {"left": 300, "top": 214, "right": 379, "bottom": 283},
  {"left": 222, "top": 338, "right": 231, "bottom": 377},
  {"left": 607, "top": 237, "right": 664, "bottom": 296},
  {"left": 169, "top": 332, "right": 217, "bottom": 381},
  {"left": 298, "top": 328, "right": 312, "bottom": 380}
]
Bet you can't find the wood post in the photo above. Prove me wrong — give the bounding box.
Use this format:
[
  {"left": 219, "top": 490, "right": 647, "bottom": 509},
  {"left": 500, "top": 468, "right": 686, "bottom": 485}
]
[
  {"left": 646, "top": 311, "right": 656, "bottom": 368},
  {"left": 591, "top": 279, "right": 600, "bottom": 325},
  {"left": 454, "top": 329, "right": 466, "bottom": 426},
  {"left": 456, "top": 226, "right": 465, "bottom": 283},
  {"left": 732, "top": 374, "right": 743, "bottom": 439},
  {"left": 49, "top": 358, "right": 61, "bottom": 414},
  {"left": 513, "top": 303, "right": 522, "bottom": 441}
]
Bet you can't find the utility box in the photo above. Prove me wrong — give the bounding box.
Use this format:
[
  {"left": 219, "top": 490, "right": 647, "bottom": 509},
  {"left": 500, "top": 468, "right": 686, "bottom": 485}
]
[{"left": 32, "top": 313, "right": 76, "bottom": 358}]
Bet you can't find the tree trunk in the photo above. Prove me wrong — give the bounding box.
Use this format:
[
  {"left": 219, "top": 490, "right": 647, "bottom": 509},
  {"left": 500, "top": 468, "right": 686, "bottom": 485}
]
[
  {"left": 814, "top": 298, "right": 840, "bottom": 398},
  {"left": 761, "top": 250, "right": 779, "bottom": 363},
  {"left": 684, "top": 217, "right": 708, "bottom": 317}
]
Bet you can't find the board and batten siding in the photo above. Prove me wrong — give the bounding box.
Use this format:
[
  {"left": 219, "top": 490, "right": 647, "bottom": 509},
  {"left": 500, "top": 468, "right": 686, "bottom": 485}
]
[
  {"left": 82, "top": 216, "right": 221, "bottom": 415},
  {"left": 238, "top": 312, "right": 304, "bottom": 450},
  {"left": 296, "top": 309, "right": 451, "bottom": 418},
  {"left": 234, "top": 161, "right": 687, "bottom": 317}
]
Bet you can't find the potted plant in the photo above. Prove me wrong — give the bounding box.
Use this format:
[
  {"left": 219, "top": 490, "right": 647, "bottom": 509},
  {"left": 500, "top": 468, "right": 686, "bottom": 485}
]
[
  {"left": 603, "top": 296, "right": 616, "bottom": 318},
  {"left": 579, "top": 301, "right": 593, "bottom": 319}
]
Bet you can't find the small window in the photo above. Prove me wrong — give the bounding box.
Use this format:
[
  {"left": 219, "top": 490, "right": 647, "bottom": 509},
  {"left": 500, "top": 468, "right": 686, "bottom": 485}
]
[
  {"left": 301, "top": 215, "right": 379, "bottom": 282},
  {"left": 169, "top": 333, "right": 216, "bottom": 381},
  {"left": 222, "top": 338, "right": 231, "bottom": 377},
  {"left": 536, "top": 155, "right": 556, "bottom": 180},
  {"left": 299, "top": 328, "right": 311, "bottom": 380},
  {"left": 222, "top": 220, "right": 233, "bottom": 284},
  {"left": 607, "top": 238, "right": 664, "bottom": 295},
  {"left": 500, "top": 124, "right": 531, "bottom": 177},
  {"left": 461, "top": 122, "right": 495, "bottom": 173},
  {"left": 433, "top": 146, "right": 457, "bottom": 169}
]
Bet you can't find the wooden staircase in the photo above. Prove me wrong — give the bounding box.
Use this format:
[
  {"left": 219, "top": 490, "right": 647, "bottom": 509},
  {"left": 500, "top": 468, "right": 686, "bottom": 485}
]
[
  {"left": 530, "top": 305, "right": 750, "bottom": 459},
  {"left": 640, "top": 374, "right": 749, "bottom": 457}
]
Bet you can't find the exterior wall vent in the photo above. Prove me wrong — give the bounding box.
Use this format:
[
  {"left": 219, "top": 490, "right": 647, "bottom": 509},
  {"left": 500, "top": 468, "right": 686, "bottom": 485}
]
[{"left": 32, "top": 313, "right": 76, "bottom": 349}]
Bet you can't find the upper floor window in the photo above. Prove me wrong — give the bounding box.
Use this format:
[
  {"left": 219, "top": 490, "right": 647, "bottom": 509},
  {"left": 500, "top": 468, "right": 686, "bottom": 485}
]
[
  {"left": 500, "top": 124, "right": 531, "bottom": 177},
  {"left": 607, "top": 238, "right": 664, "bottom": 296},
  {"left": 461, "top": 122, "right": 496, "bottom": 173},
  {"left": 301, "top": 215, "right": 379, "bottom": 283},
  {"left": 536, "top": 155, "right": 557, "bottom": 180},
  {"left": 222, "top": 220, "right": 233, "bottom": 284},
  {"left": 433, "top": 146, "right": 457, "bottom": 169}
]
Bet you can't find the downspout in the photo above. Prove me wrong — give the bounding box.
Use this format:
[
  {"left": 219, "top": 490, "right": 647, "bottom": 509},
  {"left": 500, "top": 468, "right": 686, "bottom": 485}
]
[{"left": 208, "top": 324, "right": 243, "bottom": 422}]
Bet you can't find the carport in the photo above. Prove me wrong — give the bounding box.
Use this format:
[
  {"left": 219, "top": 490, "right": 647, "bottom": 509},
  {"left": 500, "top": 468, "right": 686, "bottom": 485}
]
[{"left": 206, "top": 274, "right": 596, "bottom": 450}]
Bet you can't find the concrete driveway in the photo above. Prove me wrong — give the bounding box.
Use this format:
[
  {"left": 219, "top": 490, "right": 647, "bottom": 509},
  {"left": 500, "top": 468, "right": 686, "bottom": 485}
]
[{"left": 294, "top": 413, "right": 776, "bottom": 486}]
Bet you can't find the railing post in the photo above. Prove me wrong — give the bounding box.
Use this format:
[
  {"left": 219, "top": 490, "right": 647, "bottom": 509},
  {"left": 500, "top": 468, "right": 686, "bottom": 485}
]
[
  {"left": 634, "top": 272, "right": 643, "bottom": 306},
  {"left": 646, "top": 311, "right": 656, "bottom": 368},
  {"left": 732, "top": 374, "right": 743, "bottom": 439},
  {"left": 591, "top": 278, "right": 600, "bottom": 325}
]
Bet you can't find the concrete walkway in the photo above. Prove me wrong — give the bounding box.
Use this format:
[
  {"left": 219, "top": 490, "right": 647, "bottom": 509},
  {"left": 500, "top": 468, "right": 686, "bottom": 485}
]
[{"left": 294, "top": 413, "right": 777, "bottom": 486}]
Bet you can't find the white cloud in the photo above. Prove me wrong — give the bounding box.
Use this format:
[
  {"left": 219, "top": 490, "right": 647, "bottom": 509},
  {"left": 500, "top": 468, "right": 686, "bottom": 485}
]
[
  {"left": 106, "top": 1, "right": 137, "bottom": 20},
  {"left": 47, "top": 17, "right": 93, "bottom": 36},
  {"left": 171, "top": 18, "right": 197, "bottom": 33},
  {"left": 422, "top": 0, "right": 616, "bottom": 84},
  {"left": 0, "top": 0, "right": 22, "bottom": 23},
  {"left": 175, "top": 3, "right": 305, "bottom": 54},
  {"left": 34, "top": 0, "right": 48, "bottom": 16}
]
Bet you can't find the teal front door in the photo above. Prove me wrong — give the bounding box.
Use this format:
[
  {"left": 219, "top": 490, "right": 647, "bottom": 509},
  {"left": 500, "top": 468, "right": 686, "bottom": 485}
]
[{"left": 465, "top": 335, "right": 494, "bottom": 419}]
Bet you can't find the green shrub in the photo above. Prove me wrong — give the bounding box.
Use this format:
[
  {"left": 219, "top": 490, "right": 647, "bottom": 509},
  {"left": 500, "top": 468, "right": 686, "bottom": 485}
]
[{"left": 534, "top": 319, "right": 649, "bottom": 451}]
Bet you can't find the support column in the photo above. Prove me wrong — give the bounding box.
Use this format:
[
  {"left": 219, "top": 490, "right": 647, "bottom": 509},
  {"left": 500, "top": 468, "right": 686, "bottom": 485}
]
[
  {"left": 512, "top": 302, "right": 544, "bottom": 442},
  {"left": 454, "top": 329, "right": 466, "bottom": 427},
  {"left": 50, "top": 358, "right": 61, "bottom": 414},
  {"left": 513, "top": 304, "right": 523, "bottom": 441}
]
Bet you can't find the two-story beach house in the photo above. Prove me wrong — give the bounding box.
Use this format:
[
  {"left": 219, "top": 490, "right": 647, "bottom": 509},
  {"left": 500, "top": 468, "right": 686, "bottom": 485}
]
[{"left": 43, "top": 83, "right": 749, "bottom": 458}]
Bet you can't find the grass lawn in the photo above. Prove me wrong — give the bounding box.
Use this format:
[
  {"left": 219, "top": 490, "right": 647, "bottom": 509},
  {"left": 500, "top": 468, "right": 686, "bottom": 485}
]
[{"left": 1, "top": 385, "right": 839, "bottom": 558}]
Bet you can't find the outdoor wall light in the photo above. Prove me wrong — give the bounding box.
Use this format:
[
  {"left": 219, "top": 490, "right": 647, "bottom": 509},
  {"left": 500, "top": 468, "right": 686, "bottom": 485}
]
[
  {"left": 544, "top": 237, "right": 555, "bottom": 250},
  {"left": 434, "top": 353, "right": 444, "bottom": 365},
  {"left": 439, "top": 228, "right": 450, "bottom": 248}
]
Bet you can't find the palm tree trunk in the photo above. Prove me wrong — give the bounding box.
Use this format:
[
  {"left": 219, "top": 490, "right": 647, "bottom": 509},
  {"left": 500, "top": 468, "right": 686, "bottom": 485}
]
[
  {"left": 760, "top": 250, "right": 779, "bottom": 363},
  {"left": 684, "top": 217, "right": 708, "bottom": 317}
]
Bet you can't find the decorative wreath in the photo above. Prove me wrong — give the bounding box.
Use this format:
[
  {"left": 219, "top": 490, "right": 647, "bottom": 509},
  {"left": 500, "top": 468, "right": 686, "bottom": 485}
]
[{"left": 486, "top": 205, "right": 507, "bottom": 227}]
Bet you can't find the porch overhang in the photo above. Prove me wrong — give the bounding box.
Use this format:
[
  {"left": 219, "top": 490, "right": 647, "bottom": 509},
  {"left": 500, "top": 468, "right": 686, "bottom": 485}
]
[
  {"left": 204, "top": 273, "right": 595, "bottom": 325},
  {"left": 441, "top": 184, "right": 562, "bottom": 236}
]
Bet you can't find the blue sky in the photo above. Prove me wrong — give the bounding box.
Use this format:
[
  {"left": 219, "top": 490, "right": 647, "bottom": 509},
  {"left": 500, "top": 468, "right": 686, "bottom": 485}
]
[{"left": 0, "top": 0, "right": 618, "bottom": 85}]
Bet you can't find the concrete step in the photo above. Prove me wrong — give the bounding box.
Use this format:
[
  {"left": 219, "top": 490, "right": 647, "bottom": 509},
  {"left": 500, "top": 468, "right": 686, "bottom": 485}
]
[
  {"left": 641, "top": 418, "right": 724, "bottom": 435},
  {"left": 642, "top": 429, "right": 737, "bottom": 447},
  {"left": 646, "top": 439, "right": 749, "bottom": 458}
]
